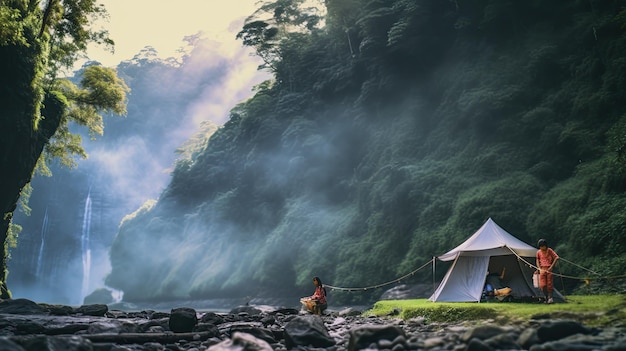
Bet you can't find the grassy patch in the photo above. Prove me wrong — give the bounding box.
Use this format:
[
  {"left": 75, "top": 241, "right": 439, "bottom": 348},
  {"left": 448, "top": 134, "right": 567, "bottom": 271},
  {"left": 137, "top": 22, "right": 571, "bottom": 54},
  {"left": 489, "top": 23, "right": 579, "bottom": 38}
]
[{"left": 364, "top": 295, "right": 626, "bottom": 326}]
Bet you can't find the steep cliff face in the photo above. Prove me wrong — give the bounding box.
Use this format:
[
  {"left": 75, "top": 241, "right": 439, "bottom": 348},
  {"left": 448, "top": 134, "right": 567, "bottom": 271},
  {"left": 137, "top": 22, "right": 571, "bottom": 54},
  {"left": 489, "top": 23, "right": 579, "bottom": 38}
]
[{"left": 107, "top": 0, "right": 626, "bottom": 303}]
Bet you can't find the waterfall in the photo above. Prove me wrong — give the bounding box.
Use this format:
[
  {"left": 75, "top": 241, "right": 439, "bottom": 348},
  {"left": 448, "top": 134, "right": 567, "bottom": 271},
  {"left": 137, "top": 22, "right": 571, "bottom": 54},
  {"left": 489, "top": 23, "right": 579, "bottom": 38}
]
[
  {"left": 80, "top": 189, "right": 93, "bottom": 302},
  {"left": 35, "top": 207, "right": 49, "bottom": 278}
]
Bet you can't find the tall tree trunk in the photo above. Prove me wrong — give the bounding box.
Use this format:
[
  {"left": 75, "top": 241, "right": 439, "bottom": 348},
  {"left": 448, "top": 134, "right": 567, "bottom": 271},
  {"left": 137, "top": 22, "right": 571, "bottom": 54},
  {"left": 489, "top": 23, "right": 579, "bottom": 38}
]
[{"left": 0, "top": 37, "right": 62, "bottom": 299}]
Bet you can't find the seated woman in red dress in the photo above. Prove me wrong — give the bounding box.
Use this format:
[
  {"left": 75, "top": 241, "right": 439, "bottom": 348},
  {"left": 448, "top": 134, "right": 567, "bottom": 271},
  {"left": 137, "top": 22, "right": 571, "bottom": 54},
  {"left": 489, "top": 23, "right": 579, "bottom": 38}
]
[{"left": 309, "top": 276, "right": 327, "bottom": 315}]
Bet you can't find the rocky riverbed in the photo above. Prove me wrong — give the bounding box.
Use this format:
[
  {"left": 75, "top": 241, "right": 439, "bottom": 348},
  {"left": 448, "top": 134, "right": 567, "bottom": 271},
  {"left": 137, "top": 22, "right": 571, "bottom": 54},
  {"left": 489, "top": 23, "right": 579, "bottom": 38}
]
[{"left": 0, "top": 298, "right": 624, "bottom": 351}]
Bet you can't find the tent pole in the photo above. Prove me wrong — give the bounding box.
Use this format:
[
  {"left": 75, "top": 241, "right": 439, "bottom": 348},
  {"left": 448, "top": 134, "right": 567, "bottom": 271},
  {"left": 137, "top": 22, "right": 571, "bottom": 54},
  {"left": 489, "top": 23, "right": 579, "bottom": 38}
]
[{"left": 432, "top": 256, "right": 436, "bottom": 292}]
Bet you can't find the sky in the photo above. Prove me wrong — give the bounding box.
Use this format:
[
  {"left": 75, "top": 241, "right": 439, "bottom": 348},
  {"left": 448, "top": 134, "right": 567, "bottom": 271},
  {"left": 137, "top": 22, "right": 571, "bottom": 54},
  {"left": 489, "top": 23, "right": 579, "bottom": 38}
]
[{"left": 85, "top": 0, "right": 261, "bottom": 67}]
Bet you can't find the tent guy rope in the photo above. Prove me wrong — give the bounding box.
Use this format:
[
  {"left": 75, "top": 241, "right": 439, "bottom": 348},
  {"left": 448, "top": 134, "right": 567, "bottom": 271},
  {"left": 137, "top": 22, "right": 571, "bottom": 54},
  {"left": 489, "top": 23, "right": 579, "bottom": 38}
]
[
  {"left": 507, "top": 246, "right": 626, "bottom": 281},
  {"left": 325, "top": 240, "right": 623, "bottom": 295},
  {"left": 324, "top": 258, "right": 435, "bottom": 292}
]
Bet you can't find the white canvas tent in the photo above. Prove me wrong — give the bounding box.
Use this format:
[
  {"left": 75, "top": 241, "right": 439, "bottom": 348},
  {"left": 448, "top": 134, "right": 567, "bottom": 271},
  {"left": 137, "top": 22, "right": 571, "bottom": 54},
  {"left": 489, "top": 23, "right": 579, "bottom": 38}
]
[{"left": 429, "top": 218, "right": 562, "bottom": 302}]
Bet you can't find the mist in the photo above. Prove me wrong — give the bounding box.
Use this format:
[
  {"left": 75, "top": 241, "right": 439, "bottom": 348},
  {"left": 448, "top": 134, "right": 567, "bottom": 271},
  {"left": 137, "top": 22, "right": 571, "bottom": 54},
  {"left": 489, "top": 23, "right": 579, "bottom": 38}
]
[
  {"left": 7, "top": 33, "right": 267, "bottom": 305},
  {"left": 104, "top": 98, "right": 382, "bottom": 306}
]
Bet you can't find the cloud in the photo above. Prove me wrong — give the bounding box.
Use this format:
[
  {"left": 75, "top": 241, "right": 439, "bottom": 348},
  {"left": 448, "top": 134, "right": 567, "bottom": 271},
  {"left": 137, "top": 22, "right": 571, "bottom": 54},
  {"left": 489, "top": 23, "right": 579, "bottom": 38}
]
[{"left": 86, "top": 1, "right": 260, "bottom": 67}]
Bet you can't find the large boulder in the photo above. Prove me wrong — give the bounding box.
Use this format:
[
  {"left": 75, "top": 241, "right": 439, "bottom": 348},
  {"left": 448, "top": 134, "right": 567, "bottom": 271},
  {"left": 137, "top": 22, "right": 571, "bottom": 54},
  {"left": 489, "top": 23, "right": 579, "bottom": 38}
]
[
  {"left": 75, "top": 304, "right": 108, "bottom": 317},
  {"left": 168, "top": 307, "right": 198, "bottom": 333},
  {"left": 83, "top": 288, "right": 114, "bottom": 305},
  {"left": 200, "top": 311, "right": 225, "bottom": 325},
  {"left": 0, "top": 299, "right": 46, "bottom": 315},
  {"left": 537, "top": 320, "right": 592, "bottom": 342},
  {"left": 284, "top": 315, "right": 335, "bottom": 349},
  {"left": 39, "top": 304, "right": 74, "bottom": 316}
]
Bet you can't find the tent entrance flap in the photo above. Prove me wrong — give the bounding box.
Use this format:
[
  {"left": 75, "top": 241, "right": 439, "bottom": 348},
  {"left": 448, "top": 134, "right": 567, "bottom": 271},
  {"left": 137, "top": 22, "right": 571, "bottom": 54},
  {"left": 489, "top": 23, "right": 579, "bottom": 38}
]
[{"left": 429, "top": 255, "right": 489, "bottom": 302}]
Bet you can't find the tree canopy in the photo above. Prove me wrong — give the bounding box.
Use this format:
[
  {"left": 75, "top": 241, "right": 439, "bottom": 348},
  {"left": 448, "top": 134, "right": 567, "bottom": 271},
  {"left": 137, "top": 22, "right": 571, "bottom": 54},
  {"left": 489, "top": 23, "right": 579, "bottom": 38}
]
[{"left": 0, "top": 0, "right": 128, "bottom": 298}]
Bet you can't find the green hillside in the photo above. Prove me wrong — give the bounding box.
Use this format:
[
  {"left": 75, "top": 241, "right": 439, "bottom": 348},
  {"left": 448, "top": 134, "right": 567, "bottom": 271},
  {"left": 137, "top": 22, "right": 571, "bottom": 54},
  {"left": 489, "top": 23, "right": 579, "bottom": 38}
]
[{"left": 106, "top": 0, "right": 626, "bottom": 304}]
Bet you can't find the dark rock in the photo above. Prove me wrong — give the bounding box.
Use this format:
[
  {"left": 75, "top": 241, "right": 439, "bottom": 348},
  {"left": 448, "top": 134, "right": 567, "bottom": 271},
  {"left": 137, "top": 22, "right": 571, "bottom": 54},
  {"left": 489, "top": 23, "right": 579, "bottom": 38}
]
[
  {"left": 387, "top": 308, "right": 402, "bottom": 316},
  {"left": 39, "top": 304, "right": 74, "bottom": 316},
  {"left": 208, "top": 331, "right": 272, "bottom": 351},
  {"left": 484, "top": 333, "right": 522, "bottom": 350},
  {"left": 195, "top": 322, "right": 220, "bottom": 336},
  {"left": 391, "top": 334, "right": 409, "bottom": 350},
  {"left": 518, "top": 327, "right": 541, "bottom": 349},
  {"left": 164, "top": 344, "right": 183, "bottom": 351},
  {"left": 421, "top": 336, "right": 445, "bottom": 348},
  {"left": 15, "top": 320, "right": 45, "bottom": 335},
  {"left": 260, "top": 315, "right": 275, "bottom": 327},
  {"left": 146, "top": 325, "right": 165, "bottom": 333},
  {"left": 532, "top": 313, "right": 552, "bottom": 320},
  {"left": 0, "top": 323, "right": 16, "bottom": 336},
  {"left": 83, "top": 288, "right": 114, "bottom": 305},
  {"left": 87, "top": 320, "right": 138, "bottom": 334},
  {"left": 142, "top": 341, "right": 167, "bottom": 350},
  {"left": 105, "top": 310, "right": 128, "bottom": 319},
  {"left": 44, "top": 322, "right": 90, "bottom": 335},
  {"left": 379, "top": 338, "right": 394, "bottom": 349},
  {"left": 229, "top": 305, "right": 262, "bottom": 315},
  {"left": 537, "top": 320, "right": 592, "bottom": 342},
  {"left": 218, "top": 321, "right": 262, "bottom": 335},
  {"left": 529, "top": 340, "right": 601, "bottom": 351},
  {"left": 533, "top": 332, "right": 610, "bottom": 351},
  {"left": 284, "top": 315, "right": 335, "bottom": 349},
  {"left": 466, "top": 338, "right": 494, "bottom": 351},
  {"left": 149, "top": 311, "right": 170, "bottom": 320},
  {"left": 0, "top": 299, "right": 46, "bottom": 315},
  {"left": 348, "top": 324, "right": 405, "bottom": 351},
  {"left": 339, "top": 307, "right": 362, "bottom": 317},
  {"left": 168, "top": 307, "right": 198, "bottom": 333},
  {"left": 229, "top": 325, "right": 276, "bottom": 344},
  {"left": 270, "top": 308, "right": 299, "bottom": 316},
  {"left": 201, "top": 311, "right": 224, "bottom": 325},
  {"left": 137, "top": 318, "right": 169, "bottom": 333},
  {"left": 75, "top": 304, "right": 108, "bottom": 317},
  {"left": 0, "top": 337, "right": 25, "bottom": 351},
  {"left": 604, "top": 339, "right": 626, "bottom": 351},
  {"left": 270, "top": 328, "right": 284, "bottom": 342},
  {"left": 462, "top": 325, "right": 505, "bottom": 342},
  {"left": 12, "top": 335, "right": 93, "bottom": 351},
  {"left": 49, "top": 335, "right": 94, "bottom": 350},
  {"left": 282, "top": 314, "right": 297, "bottom": 323}
]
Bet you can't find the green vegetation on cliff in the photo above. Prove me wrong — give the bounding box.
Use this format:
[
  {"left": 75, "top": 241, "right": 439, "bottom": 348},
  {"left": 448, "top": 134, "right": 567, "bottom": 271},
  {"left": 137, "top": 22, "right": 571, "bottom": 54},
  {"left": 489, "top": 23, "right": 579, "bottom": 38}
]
[
  {"left": 0, "top": 0, "right": 127, "bottom": 299},
  {"left": 107, "top": 0, "right": 626, "bottom": 303}
]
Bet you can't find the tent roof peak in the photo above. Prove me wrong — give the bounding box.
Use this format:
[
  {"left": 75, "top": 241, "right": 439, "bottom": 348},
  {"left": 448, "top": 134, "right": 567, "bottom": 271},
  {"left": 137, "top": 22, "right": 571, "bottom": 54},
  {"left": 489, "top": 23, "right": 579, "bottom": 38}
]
[{"left": 437, "top": 218, "right": 537, "bottom": 261}]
